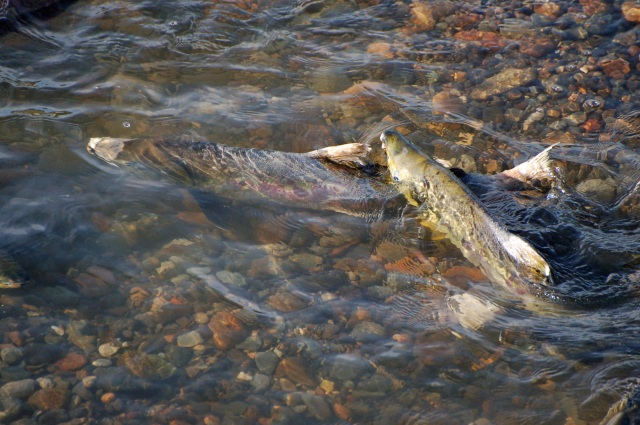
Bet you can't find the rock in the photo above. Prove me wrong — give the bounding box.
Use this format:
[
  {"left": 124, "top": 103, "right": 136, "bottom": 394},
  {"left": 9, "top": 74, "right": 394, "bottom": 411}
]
[
  {"left": 66, "top": 320, "right": 96, "bottom": 353},
  {"left": 301, "top": 393, "right": 332, "bottom": 421},
  {"left": 308, "top": 66, "right": 352, "bottom": 94},
  {"left": 289, "top": 253, "right": 323, "bottom": 269},
  {"left": 266, "top": 290, "right": 308, "bottom": 312},
  {"left": 54, "top": 352, "right": 87, "bottom": 371},
  {"left": 92, "top": 359, "right": 112, "bottom": 367},
  {"left": 470, "top": 68, "right": 537, "bottom": 101},
  {"left": 124, "top": 352, "right": 177, "bottom": 381},
  {"left": 328, "top": 354, "right": 373, "bottom": 381},
  {"left": 622, "top": 1, "right": 640, "bottom": 22},
  {"left": 350, "top": 321, "right": 386, "bottom": 342},
  {"left": 22, "top": 343, "right": 63, "bottom": 366},
  {"left": 410, "top": 0, "right": 455, "bottom": 31},
  {"left": 98, "top": 342, "right": 120, "bottom": 357},
  {"left": 255, "top": 351, "right": 279, "bottom": 375},
  {"left": 275, "top": 357, "right": 317, "bottom": 387},
  {"left": 251, "top": 373, "right": 271, "bottom": 392},
  {"left": 576, "top": 178, "right": 617, "bottom": 203},
  {"left": 177, "top": 330, "right": 204, "bottom": 348},
  {"left": 598, "top": 57, "right": 631, "bottom": 79},
  {"left": 27, "top": 388, "right": 68, "bottom": 411},
  {"left": 534, "top": 2, "right": 560, "bottom": 17},
  {"left": 208, "top": 311, "right": 248, "bottom": 351},
  {"left": 215, "top": 270, "right": 246, "bottom": 287},
  {"left": 0, "top": 347, "right": 23, "bottom": 365},
  {"left": 165, "top": 345, "right": 193, "bottom": 367},
  {"left": 0, "top": 379, "right": 36, "bottom": 399}
]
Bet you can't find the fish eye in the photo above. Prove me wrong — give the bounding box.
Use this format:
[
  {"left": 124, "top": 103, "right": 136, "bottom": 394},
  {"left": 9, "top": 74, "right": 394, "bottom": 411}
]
[{"left": 393, "top": 175, "right": 399, "bottom": 181}]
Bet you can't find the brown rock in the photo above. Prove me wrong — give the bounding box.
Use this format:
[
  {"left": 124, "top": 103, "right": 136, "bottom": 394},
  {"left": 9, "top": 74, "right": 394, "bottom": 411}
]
[
  {"left": 518, "top": 36, "right": 556, "bottom": 58},
  {"left": 410, "top": 0, "right": 455, "bottom": 31},
  {"left": 534, "top": 2, "right": 561, "bottom": 17},
  {"left": 266, "top": 290, "right": 307, "bottom": 312},
  {"left": 27, "top": 388, "right": 68, "bottom": 411},
  {"left": 599, "top": 57, "right": 631, "bottom": 79},
  {"left": 208, "top": 311, "right": 248, "bottom": 351},
  {"left": 275, "top": 357, "right": 317, "bottom": 387},
  {"left": 580, "top": 0, "right": 609, "bottom": 14},
  {"left": 334, "top": 403, "right": 352, "bottom": 421},
  {"left": 470, "top": 68, "right": 537, "bottom": 101},
  {"left": 100, "top": 392, "right": 116, "bottom": 403},
  {"left": 453, "top": 30, "right": 507, "bottom": 51},
  {"left": 622, "top": 1, "right": 640, "bottom": 22},
  {"left": 54, "top": 352, "right": 87, "bottom": 371},
  {"left": 74, "top": 273, "right": 110, "bottom": 297}
]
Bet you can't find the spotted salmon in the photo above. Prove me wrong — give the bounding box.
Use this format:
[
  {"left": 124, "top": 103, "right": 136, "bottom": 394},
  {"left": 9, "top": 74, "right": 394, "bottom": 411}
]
[
  {"left": 380, "top": 129, "right": 553, "bottom": 295},
  {"left": 87, "top": 137, "right": 402, "bottom": 219}
]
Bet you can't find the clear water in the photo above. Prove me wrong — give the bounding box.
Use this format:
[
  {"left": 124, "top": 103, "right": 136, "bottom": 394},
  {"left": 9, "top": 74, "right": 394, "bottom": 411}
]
[{"left": 1, "top": 0, "right": 640, "bottom": 424}]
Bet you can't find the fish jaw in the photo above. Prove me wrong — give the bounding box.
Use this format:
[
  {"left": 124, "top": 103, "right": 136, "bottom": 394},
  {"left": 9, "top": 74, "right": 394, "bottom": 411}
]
[{"left": 380, "top": 130, "right": 430, "bottom": 184}]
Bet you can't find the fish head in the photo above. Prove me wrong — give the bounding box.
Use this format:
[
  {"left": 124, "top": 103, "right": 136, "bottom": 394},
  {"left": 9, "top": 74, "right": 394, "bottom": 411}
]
[{"left": 380, "top": 130, "right": 430, "bottom": 183}]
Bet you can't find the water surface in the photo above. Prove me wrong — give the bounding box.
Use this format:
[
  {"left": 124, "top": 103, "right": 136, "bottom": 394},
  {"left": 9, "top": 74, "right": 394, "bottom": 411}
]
[{"left": 1, "top": 0, "right": 640, "bottom": 424}]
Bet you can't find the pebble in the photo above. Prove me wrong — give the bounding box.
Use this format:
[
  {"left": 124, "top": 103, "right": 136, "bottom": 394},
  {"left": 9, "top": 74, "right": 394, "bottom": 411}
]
[
  {"left": 470, "top": 68, "right": 537, "bottom": 101},
  {"left": 92, "top": 359, "right": 112, "bottom": 367},
  {"left": 0, "top": 347, "right": 23, "bottom": 365},
  {"left": 54, "top": 353, "right": 87, "bottom": 371},
  {"left": 98, "top": 342, "right": 120, "bottom": 357},
  {"left": 275, "top": 357, "right": 317, "bottom": 387},
  {"left": 27, "top": 388, "right": 68, "bottom": 411},
  {"left": 328, "top": 354, "right": 373, "bottom": 381},
  {"left": 0, "top": 379, "right": 36, "bottom": 399},
  {"left": 301, "top": 393, "right": 333, "bottom": 421},
  {"left": 622, "top": 1, "right": 640, "bottom": 22},
  {"left": 255, "top": 351, "right": 279, "bottom": 375},
  {"left": 251, "top": 373, "right": 271, "bottom": 392},
  {"left": 177, "top": 330, "right": 204, "bottom": 348}
]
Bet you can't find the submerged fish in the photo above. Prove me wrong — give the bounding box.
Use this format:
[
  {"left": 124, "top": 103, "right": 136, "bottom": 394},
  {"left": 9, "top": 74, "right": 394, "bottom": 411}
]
[
  {"left": 380, "top": 129, "right": 554, "bottom": 295},
  {"left": 87, "top": 137, "right": 402, "bottom": 218}
]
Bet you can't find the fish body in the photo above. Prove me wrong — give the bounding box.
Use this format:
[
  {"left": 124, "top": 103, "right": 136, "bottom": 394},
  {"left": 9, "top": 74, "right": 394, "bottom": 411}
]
[
  {"left": 87, "top": 138, "right": 401, "bottom": 218},
  {"left": 380, "top": 130, "right": 553, "bottom": 294}
]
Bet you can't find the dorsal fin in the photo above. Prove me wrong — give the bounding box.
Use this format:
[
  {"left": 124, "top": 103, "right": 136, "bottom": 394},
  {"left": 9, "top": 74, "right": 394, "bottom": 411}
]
[{"left": 499, "top": 144, "right": 557, "bottom": 187}]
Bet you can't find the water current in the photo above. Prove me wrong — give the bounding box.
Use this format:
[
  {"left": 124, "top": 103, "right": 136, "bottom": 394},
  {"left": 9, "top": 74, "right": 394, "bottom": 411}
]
[{"left": 1, "top": 0, "right": 640, "bottom": 424}]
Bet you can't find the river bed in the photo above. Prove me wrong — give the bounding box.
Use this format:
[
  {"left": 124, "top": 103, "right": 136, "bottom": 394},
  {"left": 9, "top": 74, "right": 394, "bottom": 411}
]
[{"left": 1, "top": 0, "right": 640, "bottom": 424}]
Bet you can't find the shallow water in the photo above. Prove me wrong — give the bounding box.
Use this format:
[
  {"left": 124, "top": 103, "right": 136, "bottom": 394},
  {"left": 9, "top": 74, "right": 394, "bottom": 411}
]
[{"left": 1, "top": 0, "right": 640, "bottom": 424}]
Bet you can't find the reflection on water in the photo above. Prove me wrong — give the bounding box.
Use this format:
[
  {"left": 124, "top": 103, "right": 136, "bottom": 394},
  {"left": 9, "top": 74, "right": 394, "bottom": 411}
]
[{"left": 1, "top": 0, "right": 640, "bottom": 423}]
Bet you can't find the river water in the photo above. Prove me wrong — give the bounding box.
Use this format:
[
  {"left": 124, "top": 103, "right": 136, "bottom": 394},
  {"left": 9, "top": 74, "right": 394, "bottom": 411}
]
[{"left": 1, "top": 0, "right": 640, "bottom": 424}]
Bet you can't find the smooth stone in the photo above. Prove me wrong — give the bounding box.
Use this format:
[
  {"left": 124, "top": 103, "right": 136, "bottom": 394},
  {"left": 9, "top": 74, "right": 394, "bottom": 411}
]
[
  {"left": 328, "top": 354, "right": 373, "bottom": 381},
  {"left": 98, "top": 342, "right": 120, "bottom": 357},
  {"left": 177, "top": 330, "right": 204, "bottom": 348},
  {"left": 0, "top": 347, "right": 23, "bottom": 365},
  {"left": 255, "top": 351, "right": 279, "bottom": 375},
  {"left": 165, "top": 345, "right": 193, "bottom": 367},
  {"left": 251, "top": 373, "right": 271, "bottom": 392},
  {"left": 350, "top": 321, "right": 386, "bottom": 342},
  {"left": 0, "top": 379, "right": 36, "bottom": 399},
  {"left": 576, "top": 178, "right": 617, "bottom": 203},
  {"left": 215, "top": 270, "right": 246, "bottom": 287},
  {"left": 470, "top": 68, "right": 537, "bottom": 101},
  {"left": 92, "top": 359, "right": 112, "bottom": 367},
  {"left": 66, "top": 320, "right": 96, "bottom": 353},
  {"left": 27, "top": 388, "right": 69, "bottom": 411},
  {"left": 301, "top": 393, "right": 332, "bottom": 421},
  {"left": 22, "top": 343, "right": 63, "bottom": 366}
]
